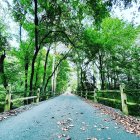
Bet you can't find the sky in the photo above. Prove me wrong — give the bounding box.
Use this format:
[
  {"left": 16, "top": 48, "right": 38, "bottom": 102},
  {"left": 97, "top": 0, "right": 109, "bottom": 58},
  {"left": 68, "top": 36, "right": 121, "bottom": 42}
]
[
  {"left": 111, "top": 1, "right": 140, "bottom": 25},
  {"left": 0, "top": 0, "right": 19, "bottom": 48}
]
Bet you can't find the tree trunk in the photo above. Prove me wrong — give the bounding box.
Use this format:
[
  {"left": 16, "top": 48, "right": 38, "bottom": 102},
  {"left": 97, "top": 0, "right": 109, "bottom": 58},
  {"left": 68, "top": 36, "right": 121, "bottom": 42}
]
[
  {"left": 0, "top": 51, "right": 8, "bottom": 89},
  {"left": 51, "top": 44, "right": 57, "bottom": 95},
  {"left": 29, "top": 0, "right": 39, "bottom": 97},
  {"left": 80, "top": 66, "right": 84, "bottom": 90},
  {"left": 29, "top": 50, "right": 39, "bottom": 96},
  {"left": 34, "top": 56, "right": 41, "bottom": 89},
  {"left": 113, "top": 70, "right": 118, "bottom": 89},
  {"left": 41, "top": 45, "right": 51, "bottom": 94},
  {"left": 107, "top": 72, "right": 110, "bottom": 89},
  {"left": 110, "top": 73, "right": 113, "bottom": 89},
  {"left": 19, "top": 24, "right": 22, "bottom": 42},
  {"left": 24, "top": 61, "right": 29, "bottom": 104},
  {"left": 99, "top": 52, "right": 105, "bottom": 90},
  {"left": 76, "top": 65, "right": 80, "bottom": 90},
  {"left": 52, "top": 67, "right": 58, "bottom": 96}
]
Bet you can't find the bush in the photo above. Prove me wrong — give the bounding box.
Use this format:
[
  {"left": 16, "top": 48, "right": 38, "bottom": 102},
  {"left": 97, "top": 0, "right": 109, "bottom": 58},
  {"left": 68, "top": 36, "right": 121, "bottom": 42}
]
[
  {"left": 125, "top": 89, "right": 140, "bottom": 104},
  {"left": 128, "top": 104, "right": 140, "bottom": 116},
  {"left": 97, "top": 91, "right": 121, "bottom": 100},
  {"left": 0, "top": 93, "right": 6, "bottom": 102},
  {"left": 97, "top": 98, "right": 122, "bottom": 110}
]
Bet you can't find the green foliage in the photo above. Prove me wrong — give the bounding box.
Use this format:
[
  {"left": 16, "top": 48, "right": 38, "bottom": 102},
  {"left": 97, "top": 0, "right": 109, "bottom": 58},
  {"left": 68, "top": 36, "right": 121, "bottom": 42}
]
[
  {"left": 125, "top": 89, "right": 140, "bottom": 103},
  {"left": 97, "top": 91, "right": 121, "bottom": 100},
  {"left": 84, "top": 17, "right": 138, "bottom": 53},
  {"left": 97, "top": 98, "right": 122, "bottom": 111},
  {"left": 81, "top": 17, "right": 140, "bottom": 90},
  {"left": 56, "top": 59, "right": 70, "bottom": 93},
  {"left": 0, "top": 20, "right": 8, "bottom": 52},
  {"left": 4, "top": 59, "right": 23, "bottom": 85}
]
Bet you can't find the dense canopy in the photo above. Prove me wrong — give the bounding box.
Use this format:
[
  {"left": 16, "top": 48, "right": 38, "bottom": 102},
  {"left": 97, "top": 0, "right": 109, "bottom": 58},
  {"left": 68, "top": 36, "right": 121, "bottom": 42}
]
[{"left": 0, "top": 0, "right": 139, "bottom": 115}]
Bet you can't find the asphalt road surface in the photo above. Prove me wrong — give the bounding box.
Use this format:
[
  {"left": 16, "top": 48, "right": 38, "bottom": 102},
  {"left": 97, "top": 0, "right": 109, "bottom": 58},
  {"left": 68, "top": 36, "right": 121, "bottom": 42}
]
[{"left": 0, "top": 94, "right": 139, "bottom": 140}]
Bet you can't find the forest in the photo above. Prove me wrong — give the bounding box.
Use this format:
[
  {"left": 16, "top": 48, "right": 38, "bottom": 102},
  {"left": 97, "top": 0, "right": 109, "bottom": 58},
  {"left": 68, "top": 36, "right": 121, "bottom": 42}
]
[{"left": 0, "top": 0, "right": 140, "bottom": 115}]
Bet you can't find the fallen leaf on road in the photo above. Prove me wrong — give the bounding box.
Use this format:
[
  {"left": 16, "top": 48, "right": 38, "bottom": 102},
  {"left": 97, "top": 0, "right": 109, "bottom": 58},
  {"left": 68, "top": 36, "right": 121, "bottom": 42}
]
[
  {"left": 62, "top": 127, "right": 69, "bottom": 131},
  {"left": 68, "top": 124, "right": 74, "bottom": 127},
  {"left": 62, "top": 134, "right": 67, "bottom": 137},
  {"left": 86, "top": 138, "right": 91, "bottom": 140},
  {"left": 67, "top": 118, "right": 73, "bottom": 121},
  {"left": 65, "top": 136, "right": 71, "bottom": 140},
  {"left": 80, "top": 127, "right": 86, "bottom": 131},
  {"left": 92, "top": 138, "right": 98, "bottom": 140},
  {"left": 87, "top": 138, "right": 98, "bottom": 140},
  {"left": 57, "top": 134, "right": 62, "bottom": 138}
]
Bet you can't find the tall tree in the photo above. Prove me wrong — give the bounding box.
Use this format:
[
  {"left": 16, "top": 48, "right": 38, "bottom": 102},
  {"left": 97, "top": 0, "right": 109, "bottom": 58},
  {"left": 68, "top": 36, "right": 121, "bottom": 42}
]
[{"left": 0, "top": 21, "right": 8, "bottom": 89}]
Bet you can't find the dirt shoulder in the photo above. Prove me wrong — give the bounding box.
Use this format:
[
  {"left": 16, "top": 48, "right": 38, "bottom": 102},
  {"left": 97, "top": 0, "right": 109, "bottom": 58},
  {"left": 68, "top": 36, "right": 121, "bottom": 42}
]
[
  {"left": 84, "top": 98, "right": 140, "bottom": 136},
  {"left": 0, "top": 103, "right": 38, "bottom": 121}
]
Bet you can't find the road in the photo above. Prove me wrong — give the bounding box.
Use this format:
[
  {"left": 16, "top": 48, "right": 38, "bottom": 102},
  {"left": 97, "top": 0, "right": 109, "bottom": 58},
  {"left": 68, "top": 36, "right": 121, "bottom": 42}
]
[{"left": 0, "top": 94, "right": 139, "bottom": 140}]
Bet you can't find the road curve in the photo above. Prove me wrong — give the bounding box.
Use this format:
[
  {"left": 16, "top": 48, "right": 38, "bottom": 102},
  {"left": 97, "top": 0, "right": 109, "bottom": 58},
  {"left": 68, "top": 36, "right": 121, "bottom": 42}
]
[{"left": 0, "top": 94, "right": 139, "bottom": 140}]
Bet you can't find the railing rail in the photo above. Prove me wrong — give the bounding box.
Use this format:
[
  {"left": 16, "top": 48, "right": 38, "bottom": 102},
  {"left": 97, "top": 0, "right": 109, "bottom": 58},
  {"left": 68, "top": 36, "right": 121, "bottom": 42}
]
[
  {"left": 0, "top": 86, "right": 60, "bottom": 112},
  {"left": 75, "top": 84, "right": 140, "bottom": 115},
  {"left": 11, "top": 96, "right": 37, "bottom": 103},
  {"left": 96, "top": 90, "right": 120, "bottom": 93}
]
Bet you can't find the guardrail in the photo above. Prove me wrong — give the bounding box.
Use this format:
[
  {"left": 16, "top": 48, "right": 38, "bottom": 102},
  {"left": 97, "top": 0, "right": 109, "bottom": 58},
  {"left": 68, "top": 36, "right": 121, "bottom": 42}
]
[
  {"left": 74, "top": 84, "right": 140, "bottom": 115},
  {"left": 0, "top": 85, "right": 60, "bottom": 112}
]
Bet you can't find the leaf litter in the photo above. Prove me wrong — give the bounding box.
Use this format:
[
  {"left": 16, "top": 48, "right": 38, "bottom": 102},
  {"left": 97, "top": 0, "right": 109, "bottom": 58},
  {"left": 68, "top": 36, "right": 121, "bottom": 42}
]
[{"left": 84, "top": 99, "right": 140, "bottom": 136}]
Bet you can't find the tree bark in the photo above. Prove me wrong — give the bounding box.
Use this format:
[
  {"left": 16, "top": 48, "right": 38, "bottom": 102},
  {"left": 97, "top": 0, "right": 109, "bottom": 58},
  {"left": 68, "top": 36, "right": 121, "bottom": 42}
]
[
  {"left": 99, "top": 52, "right": 105, "bottom": 90},
  {"left": 34, "top": 56, "right": 41, "bottom": 89},
  {"left": 29, "top": 0, "right": 39, "bottom": 97},
  {"left": 41, "top": 45, "right": 51, "bottom": 94},
  {"left": 80, "top": 66, "right": 84, "bottom": 90},
  {"left": 76, "top": 65, "right": 80, "bottom": 90},
  {"left": 19, "top": 24, "right": 22, "bottom": 42},
  {"left": 0, "top": 51, "right": 8, "bottom": 89},
  {"left": 29, "top": 50, "right": 39, "bottom": 96},
  {"left": 24, "top": 61, "right": 29, "bottom": 104},
  {"left": 51, "top": 43, "right": 57, "bottom": 95}
]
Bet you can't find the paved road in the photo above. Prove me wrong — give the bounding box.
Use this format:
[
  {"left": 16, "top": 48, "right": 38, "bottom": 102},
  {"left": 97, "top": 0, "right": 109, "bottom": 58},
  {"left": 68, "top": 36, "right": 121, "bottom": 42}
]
[{"left": 0, "top": 94, "right": 139, "bottom": 140}]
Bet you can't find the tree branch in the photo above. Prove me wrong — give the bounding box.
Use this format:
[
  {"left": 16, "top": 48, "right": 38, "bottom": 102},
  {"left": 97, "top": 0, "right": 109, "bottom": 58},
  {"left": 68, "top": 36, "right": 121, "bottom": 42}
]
[{"left": 44, "top": 46, "right": 73, "bottom": 91}]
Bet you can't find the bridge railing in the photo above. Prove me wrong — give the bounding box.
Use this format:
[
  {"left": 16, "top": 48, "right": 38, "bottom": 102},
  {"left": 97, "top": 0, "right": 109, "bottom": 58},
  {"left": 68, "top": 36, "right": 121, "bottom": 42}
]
[
  {"left": 74, "top": 84, "right": 140, "bottom": 116},
  {"left": 0, "top": 85, "right": 60, "bottom": 112}
]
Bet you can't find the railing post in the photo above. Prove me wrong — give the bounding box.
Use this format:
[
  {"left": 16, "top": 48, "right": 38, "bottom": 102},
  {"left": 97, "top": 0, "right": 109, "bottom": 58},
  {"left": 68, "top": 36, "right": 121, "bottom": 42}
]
[
  {"left": 94, "top": 89, "right": 98, "bottom": 103},
  {"left": 36, "top": 88, "right": 40, "bottom": 103},
  {"left": 4, "top": 84, "right": 11, "bottom": 112},
  {"left": 120, "top": 83, "right": 128, "bottom": 115}
]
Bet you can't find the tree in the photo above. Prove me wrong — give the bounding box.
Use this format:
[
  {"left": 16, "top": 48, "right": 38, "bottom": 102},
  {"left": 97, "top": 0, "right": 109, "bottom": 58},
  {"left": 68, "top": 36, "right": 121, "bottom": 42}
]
[
  {"left": 0, "top": 20, "right": 8, "bottom": 89},
  {"left": 82, "top": 17, "right": 139, "bottom": 89},
  {"left": 12, "top": 41, "right": 34, "bottom": 99}
]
